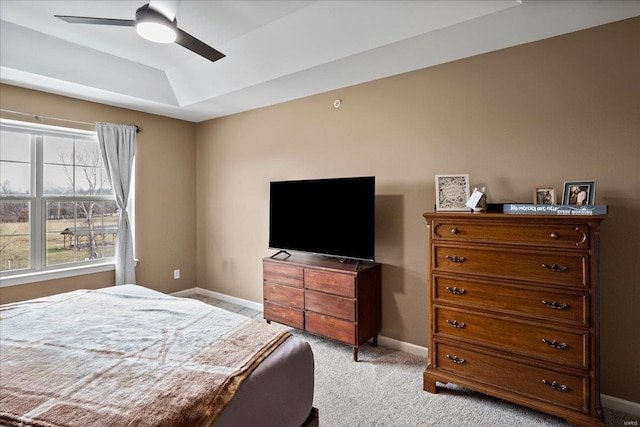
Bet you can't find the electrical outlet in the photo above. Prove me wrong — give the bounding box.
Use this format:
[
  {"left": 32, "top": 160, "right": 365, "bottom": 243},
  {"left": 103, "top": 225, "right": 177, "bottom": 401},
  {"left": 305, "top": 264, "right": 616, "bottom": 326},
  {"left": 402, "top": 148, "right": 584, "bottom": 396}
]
[{"left": 173, "top": 269, "right": 180, "bottom": 280}]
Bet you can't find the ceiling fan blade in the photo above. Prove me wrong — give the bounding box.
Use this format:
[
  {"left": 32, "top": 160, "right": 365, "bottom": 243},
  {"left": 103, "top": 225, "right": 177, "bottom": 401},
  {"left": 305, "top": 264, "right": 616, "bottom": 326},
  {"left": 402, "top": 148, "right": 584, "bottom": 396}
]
[
  {"left": 175, "top": 28, "right": 225, "bottom": 63},
  {"left": 55, "top": 15, "right": 136, "bottom": 27},
  {"left": 148, "top": 0, "right": 182, "bottom": 21}
]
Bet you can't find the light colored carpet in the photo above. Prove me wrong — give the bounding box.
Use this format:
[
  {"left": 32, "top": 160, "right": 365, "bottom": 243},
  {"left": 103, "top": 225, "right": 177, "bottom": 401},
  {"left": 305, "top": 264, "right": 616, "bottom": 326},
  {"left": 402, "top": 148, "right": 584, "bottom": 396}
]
[
  {"left": 281, "top": 329, "right": 572, "bottom": 427},
  {"left": 186, "top": 294, "right": 635, "bottom": 427}
]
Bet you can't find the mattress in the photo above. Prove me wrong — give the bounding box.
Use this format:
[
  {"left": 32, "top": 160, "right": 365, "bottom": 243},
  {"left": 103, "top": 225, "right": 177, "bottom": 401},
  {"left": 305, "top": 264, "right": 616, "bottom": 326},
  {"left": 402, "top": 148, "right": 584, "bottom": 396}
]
[{"left": 0, "top": 285, "right": 314, "bottom": 427}]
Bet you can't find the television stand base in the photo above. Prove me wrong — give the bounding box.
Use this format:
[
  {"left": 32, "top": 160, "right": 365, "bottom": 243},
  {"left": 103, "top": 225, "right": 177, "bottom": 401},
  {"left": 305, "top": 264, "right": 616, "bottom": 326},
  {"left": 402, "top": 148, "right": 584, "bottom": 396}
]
[
  {"left": 270, "top": 250, "right": 291, "bottom": 259},
  {"left": 325, "top": 256, "right": 365, "bottom": 270}
]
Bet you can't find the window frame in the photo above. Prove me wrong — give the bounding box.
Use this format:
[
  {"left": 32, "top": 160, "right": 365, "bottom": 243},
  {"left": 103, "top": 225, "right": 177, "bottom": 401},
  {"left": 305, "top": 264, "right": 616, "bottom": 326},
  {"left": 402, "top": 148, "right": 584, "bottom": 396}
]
[{"left": 1, "top": 119, "right": 117, "bottom": 287}]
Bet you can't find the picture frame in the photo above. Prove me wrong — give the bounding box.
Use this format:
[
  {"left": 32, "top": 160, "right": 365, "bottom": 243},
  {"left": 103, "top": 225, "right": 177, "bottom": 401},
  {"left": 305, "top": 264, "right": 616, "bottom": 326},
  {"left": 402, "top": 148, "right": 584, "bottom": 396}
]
[
  {"left": 533, "top": 187, "right": 556, "bottom": 205},
  {"left": 562, "top": 180, "right": 596, "bottom": 206},
  {"left": 435, "top": 174, "right": 470, "bottom": 211}
]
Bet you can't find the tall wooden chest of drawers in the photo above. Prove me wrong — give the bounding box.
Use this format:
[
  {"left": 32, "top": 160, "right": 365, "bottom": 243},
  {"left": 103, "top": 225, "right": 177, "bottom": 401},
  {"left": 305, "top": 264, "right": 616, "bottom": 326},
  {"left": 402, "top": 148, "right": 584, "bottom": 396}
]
[
  {"left": 422, "top": 212, "right": 605, "bottom": 427},
  {"left": 263, "top": 254, "right": 381, "bottom": 361}
]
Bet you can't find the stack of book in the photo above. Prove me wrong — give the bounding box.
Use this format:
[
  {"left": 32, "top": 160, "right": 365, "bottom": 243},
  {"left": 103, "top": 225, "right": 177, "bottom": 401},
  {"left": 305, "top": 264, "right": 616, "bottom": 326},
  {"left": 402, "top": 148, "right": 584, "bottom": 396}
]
[{"left": 503, "top": 204, "right": 608, "bottom": 216}]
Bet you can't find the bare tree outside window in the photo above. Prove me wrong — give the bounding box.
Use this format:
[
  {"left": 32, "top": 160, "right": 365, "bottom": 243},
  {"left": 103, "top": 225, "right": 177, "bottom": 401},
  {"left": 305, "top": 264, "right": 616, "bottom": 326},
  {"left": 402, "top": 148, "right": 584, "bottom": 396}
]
[{"left": 44, "top": 137, "right": 116, "bottom": 265}]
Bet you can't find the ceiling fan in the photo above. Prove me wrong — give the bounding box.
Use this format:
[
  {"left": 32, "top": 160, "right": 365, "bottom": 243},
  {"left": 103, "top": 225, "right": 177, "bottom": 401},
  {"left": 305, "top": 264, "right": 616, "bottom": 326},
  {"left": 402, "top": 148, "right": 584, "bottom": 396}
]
[{"left": 54, "top": 0, "right": 225, "bottom": 63}]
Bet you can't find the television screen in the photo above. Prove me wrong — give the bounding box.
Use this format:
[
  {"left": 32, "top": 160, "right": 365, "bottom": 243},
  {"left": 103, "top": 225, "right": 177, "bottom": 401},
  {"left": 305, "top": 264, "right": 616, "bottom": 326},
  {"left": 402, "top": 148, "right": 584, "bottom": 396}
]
[{"left": 269, "top": 176, "right": 375, "bottom": 261}]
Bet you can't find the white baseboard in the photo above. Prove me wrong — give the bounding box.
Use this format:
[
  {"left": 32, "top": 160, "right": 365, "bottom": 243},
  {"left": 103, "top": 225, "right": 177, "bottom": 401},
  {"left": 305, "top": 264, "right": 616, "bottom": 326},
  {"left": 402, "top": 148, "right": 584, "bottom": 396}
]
[
  {"left": 170, "top": 287, "right": 198, "bottom": 298},
  {"left": 172, "top": 287, "right": 263, "bottom": 312},
  {"left": 176, "top": 287, "right": 640, "bottom": 415},
  {"left": 377, "top": 335, "right": 428, "bottom": 359},
  {"left": 601, "top": 394, "right": 640, "bottom": 417}
]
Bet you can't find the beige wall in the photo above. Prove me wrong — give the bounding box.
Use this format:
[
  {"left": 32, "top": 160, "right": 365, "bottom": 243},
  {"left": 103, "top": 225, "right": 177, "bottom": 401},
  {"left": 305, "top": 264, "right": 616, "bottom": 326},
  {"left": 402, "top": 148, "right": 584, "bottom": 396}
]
[
  {"left": 196, "top": 17, "right": 640, "bottom": 402},
  {"left": 0, "top": 85, "right": 197, "bottom": 302}
]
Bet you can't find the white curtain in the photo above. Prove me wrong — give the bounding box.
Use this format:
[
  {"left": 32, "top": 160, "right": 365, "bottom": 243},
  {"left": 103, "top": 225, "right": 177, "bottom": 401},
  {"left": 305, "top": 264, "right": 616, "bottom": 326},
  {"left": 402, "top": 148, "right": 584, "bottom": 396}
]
[{"left": 96, "top": 122, "right": 136, "bottom": 285}]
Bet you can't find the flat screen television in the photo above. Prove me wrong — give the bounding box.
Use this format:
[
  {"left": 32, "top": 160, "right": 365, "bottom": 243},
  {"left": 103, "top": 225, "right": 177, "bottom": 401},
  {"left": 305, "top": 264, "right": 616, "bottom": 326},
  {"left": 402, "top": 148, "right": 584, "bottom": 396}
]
[{"left": 269, "top": 176, "right": 375, "bottom": 261}]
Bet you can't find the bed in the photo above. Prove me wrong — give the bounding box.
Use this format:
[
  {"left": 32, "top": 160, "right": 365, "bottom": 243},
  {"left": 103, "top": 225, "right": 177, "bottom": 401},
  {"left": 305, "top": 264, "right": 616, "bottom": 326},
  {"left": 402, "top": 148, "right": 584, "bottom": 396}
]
[{"left": 0, "top": 285, "right": 317, "bottom": 427}]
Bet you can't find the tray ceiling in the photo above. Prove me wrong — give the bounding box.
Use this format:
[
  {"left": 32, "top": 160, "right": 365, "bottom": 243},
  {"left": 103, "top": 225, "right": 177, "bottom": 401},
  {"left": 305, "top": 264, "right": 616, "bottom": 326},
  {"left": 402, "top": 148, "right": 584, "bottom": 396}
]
[{"left": 1, "top": 1, "right": 638, "bottom": 122}]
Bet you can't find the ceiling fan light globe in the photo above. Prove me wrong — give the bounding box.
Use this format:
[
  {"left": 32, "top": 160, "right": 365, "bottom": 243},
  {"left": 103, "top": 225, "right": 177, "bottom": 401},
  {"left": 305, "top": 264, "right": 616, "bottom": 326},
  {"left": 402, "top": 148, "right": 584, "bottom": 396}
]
[
  {"left": 135, "top": 4, "right": 177, "bottom": 43},
  {"left": 136, "top": 22, "right": 176, "bottom": 43}
]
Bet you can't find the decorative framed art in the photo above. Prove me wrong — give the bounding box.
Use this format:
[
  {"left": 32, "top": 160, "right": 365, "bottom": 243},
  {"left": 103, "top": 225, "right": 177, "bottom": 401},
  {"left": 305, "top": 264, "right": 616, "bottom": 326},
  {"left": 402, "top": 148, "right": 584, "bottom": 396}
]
[
  {"left": 563, "top": 181, "right": 596, "bottom": 206},
  {"left": 533, "top": 187, "right": 556, "bottom": 205},
  {"left": 435, "top": 174, "right": 470, "bottom": 211}
]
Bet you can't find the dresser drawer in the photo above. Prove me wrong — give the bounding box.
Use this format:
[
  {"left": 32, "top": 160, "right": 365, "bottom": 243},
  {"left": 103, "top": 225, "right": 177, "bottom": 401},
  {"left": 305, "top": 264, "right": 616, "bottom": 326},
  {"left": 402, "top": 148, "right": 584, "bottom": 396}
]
[
  {"left": 263, "top": 282, "right": 304, "bottom": 309},
  {"left": 432, "top": 220, "right": 589, "bottom": 249},
  {"left": 306, "top": 311, "right": 356, "bottom": 345},
  {"left": 263, "top": 302, "right": 304, "bottom": 329},
  {"left": 305, "top": 290, "right": 355, "bottom": 321},
  {"left": 305, "top": 270, "right": 355, "bottom": 297},
  {"left": 434, "top": 245, "right": 588, "bottom": 287},
  {"left": 434, "top": 276, "right": 588, "bottom": 325},
  {"left": 435, "top": 307, "right": 587, "bottom": 368},
  {"left": 434, "top": 342, "right": 587, "bottom": 412},
  {"left": 263, "top": 262, "right": 304, "bottom": 288}
]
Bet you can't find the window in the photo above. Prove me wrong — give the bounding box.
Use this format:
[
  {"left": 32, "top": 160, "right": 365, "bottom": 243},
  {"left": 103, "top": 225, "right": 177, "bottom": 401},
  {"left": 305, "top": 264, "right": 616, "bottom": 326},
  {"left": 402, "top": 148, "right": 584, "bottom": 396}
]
[{"left": 1, "top": 120, "right": 118, "bottom": 284}]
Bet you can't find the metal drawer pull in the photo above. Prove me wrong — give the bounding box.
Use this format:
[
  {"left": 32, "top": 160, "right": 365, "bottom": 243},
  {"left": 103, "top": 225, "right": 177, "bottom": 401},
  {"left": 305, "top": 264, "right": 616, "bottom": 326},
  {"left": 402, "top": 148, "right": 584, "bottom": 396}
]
[
  {"left": 446, "top": 255, "right": 466, "bottom": 263},
  {"left": 543, "top": 380, "right": 568, "bottom": 391},
  {"left": 451, "top": 228, "right": 459, "bottom": 235},
  {"left": 542, "top": 338, "right": 568, "bottom": 349},
  {"left": 550, "top": 232, "right": 560, "bottom": 240},
  {"left": 446, "top": 319, "right": 466, "bottom": 328},
  {"left": 446, "top": 354, "right": 466, "bottom": 364},
  {"left": 541, "top": 263, "right": 568, "bottom": 272},
  {"left": 542, "top": 300, "right": 568, "bottom": 310},
  {"left": 575, "top": 227, "right": 587, "bottom": 245},
  {"left": 446, "top": 286, "right": 466, "bottom": 295}
]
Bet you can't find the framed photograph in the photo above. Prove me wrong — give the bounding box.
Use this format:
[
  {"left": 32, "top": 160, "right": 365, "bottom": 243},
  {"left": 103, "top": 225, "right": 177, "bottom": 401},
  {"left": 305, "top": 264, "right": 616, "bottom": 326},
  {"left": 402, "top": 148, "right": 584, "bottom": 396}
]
[
  {"left": 435, "top": 174, "right": 470, "bottom": 211},
  {"left": 563, "top": 181, "right": 596, "bottom": 206},
  {"left": 533, "top": 187, "right": 556, "bottom": 205}
]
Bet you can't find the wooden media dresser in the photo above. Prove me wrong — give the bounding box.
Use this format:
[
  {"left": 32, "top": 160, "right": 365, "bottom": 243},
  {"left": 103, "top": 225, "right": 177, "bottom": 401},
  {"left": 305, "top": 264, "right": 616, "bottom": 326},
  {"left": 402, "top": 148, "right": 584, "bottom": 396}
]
[{"left": 263, "top": 254, "right": 381, "bottom": 361}]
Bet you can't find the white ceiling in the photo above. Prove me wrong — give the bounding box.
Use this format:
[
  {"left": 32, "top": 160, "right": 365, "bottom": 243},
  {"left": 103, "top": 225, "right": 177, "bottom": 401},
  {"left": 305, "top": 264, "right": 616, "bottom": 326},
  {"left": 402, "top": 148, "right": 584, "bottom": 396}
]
[{"left": 1, "top": 1, "right": 638, "bottom": 122}]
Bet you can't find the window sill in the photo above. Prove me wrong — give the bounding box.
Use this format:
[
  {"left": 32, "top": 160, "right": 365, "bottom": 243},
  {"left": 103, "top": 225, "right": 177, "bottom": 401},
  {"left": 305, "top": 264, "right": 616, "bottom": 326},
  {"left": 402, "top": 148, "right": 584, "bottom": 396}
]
[{"left": 0, "top": 263, "right": 116, "bottom": 288}]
